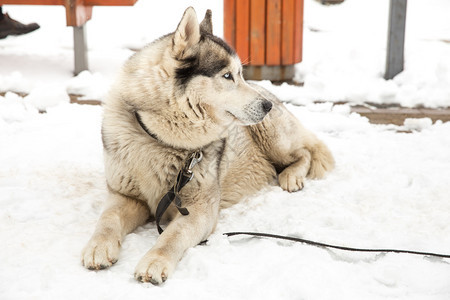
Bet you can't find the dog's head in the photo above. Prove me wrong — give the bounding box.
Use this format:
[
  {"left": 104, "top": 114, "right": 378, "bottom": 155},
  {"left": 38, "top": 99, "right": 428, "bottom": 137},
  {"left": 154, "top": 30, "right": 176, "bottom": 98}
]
[
  {"left": 118, "top": 7, "right": 273, "bottom": 149},
  {"left": 169, "top": 7, "right": 272, "bottom": 126}
]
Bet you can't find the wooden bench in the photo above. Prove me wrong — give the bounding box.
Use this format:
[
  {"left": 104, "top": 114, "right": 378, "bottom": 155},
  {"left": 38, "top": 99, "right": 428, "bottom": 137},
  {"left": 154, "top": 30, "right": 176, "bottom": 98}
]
[{"left": 0, "top": 0, "right": 138, "bottom": 74}]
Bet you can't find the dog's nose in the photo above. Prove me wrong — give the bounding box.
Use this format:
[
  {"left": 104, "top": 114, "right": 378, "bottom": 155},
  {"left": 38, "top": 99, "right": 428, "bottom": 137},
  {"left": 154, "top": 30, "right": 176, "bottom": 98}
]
[{"left": 262, "top": 100, "right": 273, "bottom": 113}]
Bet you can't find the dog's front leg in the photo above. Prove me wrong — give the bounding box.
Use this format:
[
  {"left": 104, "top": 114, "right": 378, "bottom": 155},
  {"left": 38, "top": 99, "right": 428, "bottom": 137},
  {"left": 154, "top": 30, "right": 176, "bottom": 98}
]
[
  {"left": 82, "top": 193, "right": 150, "bottom": 270},
  {"left": 134, "top": 194, "right": 220, "bottom": 284}
]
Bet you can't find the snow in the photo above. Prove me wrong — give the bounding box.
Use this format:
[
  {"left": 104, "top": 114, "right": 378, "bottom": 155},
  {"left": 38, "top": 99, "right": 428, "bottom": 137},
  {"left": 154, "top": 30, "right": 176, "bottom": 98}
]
[
  {"left": 1, "top": 0, "right": 450, "bottom": 299},
  {"left": 403, "top": 117, "right": 433, "bottom": 131}
]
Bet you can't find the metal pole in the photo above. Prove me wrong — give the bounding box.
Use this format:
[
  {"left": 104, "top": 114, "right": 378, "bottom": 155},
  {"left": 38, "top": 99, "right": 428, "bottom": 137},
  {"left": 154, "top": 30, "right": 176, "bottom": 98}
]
[
  {"left": 385, "top": 0, "right": 407, "bottom": 80},
  {"left": 73, "top": 25, "right": 89, "bottom": 75}
]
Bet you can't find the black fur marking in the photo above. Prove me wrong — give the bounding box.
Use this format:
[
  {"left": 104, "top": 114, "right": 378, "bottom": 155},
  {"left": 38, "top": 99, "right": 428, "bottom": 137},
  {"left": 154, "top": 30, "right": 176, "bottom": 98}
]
[
  {"left": 175, "top": 34, "right": 235, "bottom": 87},
  {"left": 216, "top": 138, "right": 227, "bottom": 180},
  {"left": 196, "top": 103, "right": 205, "bottom": 119},
  {"left": 186, "top": 98, "right": 198, "bottom": 118},
  {"left": 135, "top": 111, "right": 159, "bottom": 141},
  {"left": 175, "top": 54, "right": 228, "bottom": 86}
]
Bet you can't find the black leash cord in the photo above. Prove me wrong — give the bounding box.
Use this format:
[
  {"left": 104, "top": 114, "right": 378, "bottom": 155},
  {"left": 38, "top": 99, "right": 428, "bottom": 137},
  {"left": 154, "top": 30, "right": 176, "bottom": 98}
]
[{"left": 224, "top": 232, "right": 450, "bottom": 259}]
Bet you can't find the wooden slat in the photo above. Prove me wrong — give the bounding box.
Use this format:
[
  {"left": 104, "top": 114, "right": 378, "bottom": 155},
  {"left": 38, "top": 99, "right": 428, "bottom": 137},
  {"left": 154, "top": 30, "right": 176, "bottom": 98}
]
[
  {"left": 293, "top": 0, "right": 303, "bottom": 63},
  {"left": 249, "top": 0, "right": 265, "bottom": 65},
  {"left": 223, "top": 0, "right": 236, "bottom": 48},
  {"left": 235, "top": 0, "right": 250, "bottom": 65},
  {"left": 281, "top": 0, "right": 295, "bottom": 65},
  {"left": 0, "top": 0, "right": 64, "bottom": 4},
  {"left": 0, "top": 0, "right": 137, "bottom": 5},
  {"left": 84, "top": 0, "right": 137, "bottom": 5},
  {"left": 266, "top": 0, "right": 281, "bottom": 65}
]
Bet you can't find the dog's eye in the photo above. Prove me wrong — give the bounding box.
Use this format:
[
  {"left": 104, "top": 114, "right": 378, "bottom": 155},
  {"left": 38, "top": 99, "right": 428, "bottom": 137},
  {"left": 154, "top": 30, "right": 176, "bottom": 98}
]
[{"left": 223, "top": 72, "right": 233, "bottom": 80}]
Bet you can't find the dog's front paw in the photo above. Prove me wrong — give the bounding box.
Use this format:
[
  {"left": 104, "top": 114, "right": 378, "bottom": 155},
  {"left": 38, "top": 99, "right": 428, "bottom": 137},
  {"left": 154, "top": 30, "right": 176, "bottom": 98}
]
[
  {"left": 279, "top": 169, "right": 304, "bottom": 192},
  {"left": 134, "top": 251, "right": 175, "bottom": 285},
  {"left": 81, "top": 234, "right": 121, "bottom": 270}
]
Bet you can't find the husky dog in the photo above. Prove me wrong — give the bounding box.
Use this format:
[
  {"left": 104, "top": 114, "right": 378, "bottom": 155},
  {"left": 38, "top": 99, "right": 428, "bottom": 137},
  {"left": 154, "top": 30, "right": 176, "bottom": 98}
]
[{"left": 81, "top": 7, "right": 334, "bottom": 284}]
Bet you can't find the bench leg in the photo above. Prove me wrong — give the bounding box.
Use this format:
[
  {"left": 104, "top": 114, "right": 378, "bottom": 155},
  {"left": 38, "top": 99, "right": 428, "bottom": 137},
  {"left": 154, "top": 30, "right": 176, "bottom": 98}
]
[{"left": 73, "top": 25, "right": 89, "bottom": 75}]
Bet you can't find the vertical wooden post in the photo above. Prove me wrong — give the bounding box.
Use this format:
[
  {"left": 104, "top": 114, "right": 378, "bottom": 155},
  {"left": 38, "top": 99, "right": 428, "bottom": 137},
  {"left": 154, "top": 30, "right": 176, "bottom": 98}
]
[
  {"left": 224, "top": 0, "right": 236, "bottom": 47},
  {"left": 281, "top": 0, "right": 295, "bottom": 65},
  {"left": 250, "top": 0, "right": 266, "bottom": 65},
  {"left": 266, "top": 0, "right": 281, "bottom": 65},
  {"left": 293, "top": 0, "right": 304, "bottom": 63},
  {"left": 385, "top": 0, "right": 407, "bottom": 80},
  {"left": 236, "top": 0, "right": 250, "bottom": 64},
  {"left": 73, "top": 25, "right": 88, "bottom": 75}
]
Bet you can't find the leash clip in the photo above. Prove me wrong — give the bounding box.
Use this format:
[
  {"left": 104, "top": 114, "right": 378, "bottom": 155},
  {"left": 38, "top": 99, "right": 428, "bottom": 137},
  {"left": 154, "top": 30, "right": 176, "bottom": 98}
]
[{"left": 183, "top": 151, "right": 203, "bottom": 179}]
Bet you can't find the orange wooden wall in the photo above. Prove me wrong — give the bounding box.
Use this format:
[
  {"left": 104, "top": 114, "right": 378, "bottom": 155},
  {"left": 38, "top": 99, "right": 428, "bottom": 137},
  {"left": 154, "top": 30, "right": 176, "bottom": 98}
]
[{"left": 224, "top": 0, "right": 303, "bottom": 66}]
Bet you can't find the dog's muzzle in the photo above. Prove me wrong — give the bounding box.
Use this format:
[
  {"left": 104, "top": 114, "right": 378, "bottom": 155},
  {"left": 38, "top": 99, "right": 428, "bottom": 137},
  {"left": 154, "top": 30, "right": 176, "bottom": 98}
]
[{"left": 228, "top": 98, "right": 273, "bottom": 125}]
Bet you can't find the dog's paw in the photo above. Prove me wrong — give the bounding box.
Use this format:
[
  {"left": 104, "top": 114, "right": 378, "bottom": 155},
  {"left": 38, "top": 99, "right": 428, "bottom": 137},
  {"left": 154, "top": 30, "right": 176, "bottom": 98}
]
[
  {"left": 81, "top": 234, "right": 121, "bottom": 270},
  {"left": 134, "top": 251, "right": 174, "bottom": 285},
  {"left": 279, "top": 169, "right": 304, "bottom": 192}
]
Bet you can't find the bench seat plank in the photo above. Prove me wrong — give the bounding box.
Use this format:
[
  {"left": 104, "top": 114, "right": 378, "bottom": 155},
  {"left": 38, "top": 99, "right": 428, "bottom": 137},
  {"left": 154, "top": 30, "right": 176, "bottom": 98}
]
[{"left": 0, "top": 0, "right": 137, "bottom": 5}]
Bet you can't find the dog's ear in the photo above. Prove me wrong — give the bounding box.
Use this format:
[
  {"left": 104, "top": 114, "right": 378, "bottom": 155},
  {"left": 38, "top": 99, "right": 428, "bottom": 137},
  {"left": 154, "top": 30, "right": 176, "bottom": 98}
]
[
  {"left": 200, "top": 9, "right": 213, "bottom": 35},
  {"left": 173, "top": 7, "right": 200, "bottom": 57}
]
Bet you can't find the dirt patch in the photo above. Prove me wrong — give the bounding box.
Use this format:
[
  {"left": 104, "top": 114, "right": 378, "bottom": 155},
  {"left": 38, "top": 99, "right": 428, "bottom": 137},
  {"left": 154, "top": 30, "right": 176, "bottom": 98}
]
[
  {"left": 68, "top": 94, "right": 102, "bottom": 106},
  {"left": 352, "top": 105, "right": 450, "bottom": 125}
]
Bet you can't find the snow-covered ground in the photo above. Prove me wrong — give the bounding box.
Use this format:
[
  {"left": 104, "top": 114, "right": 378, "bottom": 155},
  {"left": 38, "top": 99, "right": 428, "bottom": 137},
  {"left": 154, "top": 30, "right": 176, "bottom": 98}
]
[{"left": 1, "top": 0, "right": 450, "bottom": 299}]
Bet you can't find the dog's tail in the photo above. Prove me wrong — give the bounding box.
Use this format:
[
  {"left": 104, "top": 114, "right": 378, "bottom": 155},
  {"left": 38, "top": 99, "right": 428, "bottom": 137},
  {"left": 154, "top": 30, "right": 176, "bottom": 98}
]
[{"left": 307, "top": 141, "right": 335, "bottom": 179}]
